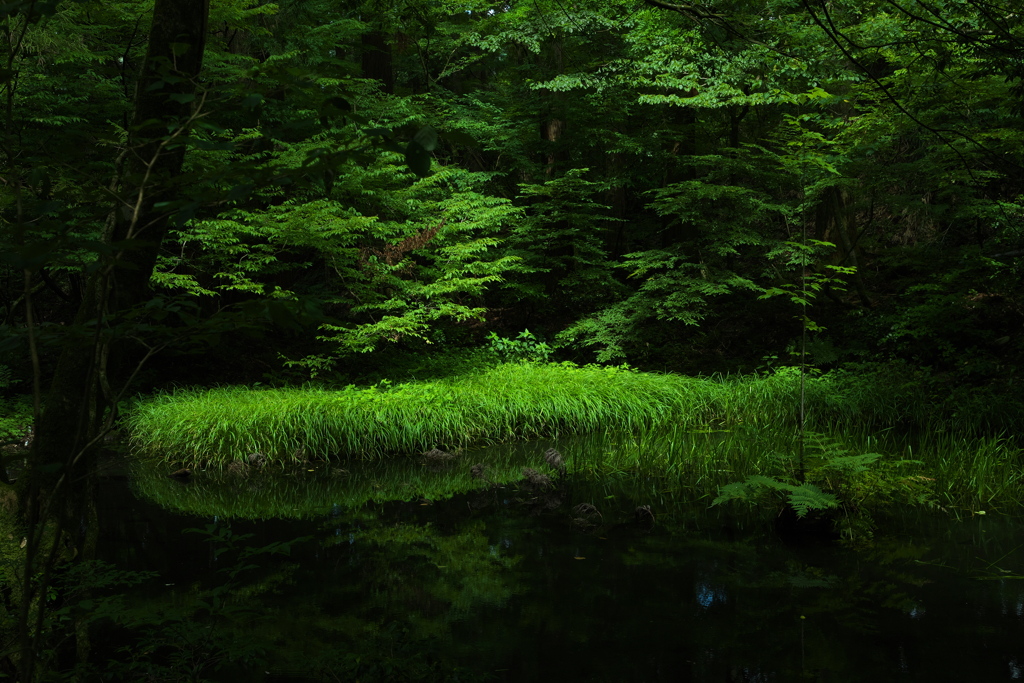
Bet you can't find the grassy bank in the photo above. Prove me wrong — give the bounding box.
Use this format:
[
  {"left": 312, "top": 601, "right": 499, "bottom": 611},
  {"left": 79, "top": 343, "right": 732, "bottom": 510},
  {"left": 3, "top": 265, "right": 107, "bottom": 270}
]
[
  {"left": 126, "top": 361, "right": 1014, "bottom": 487},
  {"left": 126, "top": 357, "right": 1024, "bottom": 517},
  {"left": 128, "top": 363, "right": 735, "bottom": 467}
]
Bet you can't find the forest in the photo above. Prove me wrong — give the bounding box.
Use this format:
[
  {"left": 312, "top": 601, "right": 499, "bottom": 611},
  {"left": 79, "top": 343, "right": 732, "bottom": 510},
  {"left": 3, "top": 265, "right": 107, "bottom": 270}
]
[{"left": 1, "top": 0, "right": 1023, "bottom": 680}]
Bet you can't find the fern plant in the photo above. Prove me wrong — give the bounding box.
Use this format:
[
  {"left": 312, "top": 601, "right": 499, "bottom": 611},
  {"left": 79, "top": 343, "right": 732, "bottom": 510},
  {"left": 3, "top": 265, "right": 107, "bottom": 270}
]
[
  {"left": 713, "top": 474, "right": 840, "bottom": 520},
  {"left": 712, "top": 433, "right": 935, "bottom": 540}
]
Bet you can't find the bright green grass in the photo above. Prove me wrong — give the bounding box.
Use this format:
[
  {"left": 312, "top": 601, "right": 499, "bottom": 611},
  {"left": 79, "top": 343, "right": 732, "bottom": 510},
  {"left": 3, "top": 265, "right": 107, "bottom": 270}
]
[
  {"left": 895, "top": 429, "right": 1024, "bottom": 512},
  {"left": 124, "top": 362, "right": 934, "bottom": 469},
  {"left": 126, "top": 360, "right": 1016, "bottom": 512},
  {"left": 128, "top": 363, "right": 787, "bottom": 468}
]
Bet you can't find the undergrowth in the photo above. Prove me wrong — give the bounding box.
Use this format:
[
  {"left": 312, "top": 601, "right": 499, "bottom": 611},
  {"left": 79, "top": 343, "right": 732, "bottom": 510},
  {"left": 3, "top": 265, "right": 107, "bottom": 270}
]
[
  {"left": 126, "top": 362, "right": 1009, "bottom": 469},
  {"left": 710, "top": 432, "right": 937, "bottom": 540},
  {"left": 125, "top": 363, "right": 840, "bottom": 468},
  {"left": 127, "top": 363, "right": 725, "bottom": 467},
  {"left": 125, "top": 362, "right": 1024, "bottom": 514},
  {"left": 0, "top": 363, "right": 32, "bottom": 447}
]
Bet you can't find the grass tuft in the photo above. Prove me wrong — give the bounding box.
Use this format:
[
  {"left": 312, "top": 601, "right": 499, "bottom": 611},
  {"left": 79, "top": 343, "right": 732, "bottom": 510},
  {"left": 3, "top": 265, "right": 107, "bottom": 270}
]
[
  {"left": 128, "top": 364, "right": 742, "bottom": 468},
  {"left": 126, "top": 362, "right": 1024, "bottom": 515}
]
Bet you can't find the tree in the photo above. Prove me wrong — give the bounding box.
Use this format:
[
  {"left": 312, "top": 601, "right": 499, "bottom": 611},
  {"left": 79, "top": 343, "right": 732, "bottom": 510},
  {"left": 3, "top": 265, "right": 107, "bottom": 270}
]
[
  {"left": 5, "top": 0, "right": 210, "bottom": 677},
  {"left": 2, "top": 0, "right": 1024, "bottom": 675}
]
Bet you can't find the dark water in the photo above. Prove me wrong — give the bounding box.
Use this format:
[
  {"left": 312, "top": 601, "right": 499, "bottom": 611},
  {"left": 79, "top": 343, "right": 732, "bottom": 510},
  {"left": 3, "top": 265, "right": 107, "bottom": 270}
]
[{"left": 99, "top": 455, "right": 1024, "bottom": 683}]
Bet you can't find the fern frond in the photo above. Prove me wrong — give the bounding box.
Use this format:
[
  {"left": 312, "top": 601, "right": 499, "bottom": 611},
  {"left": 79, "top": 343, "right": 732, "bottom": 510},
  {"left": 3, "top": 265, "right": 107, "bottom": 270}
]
[
  {"left": 712, "top": 474, "right": 796, "bottom": 507},
  {"left": 818, "top": 453, "right": 884, "bottom": 473},
  {"left": 712, "top": 481, "right": 755, "bottom": 506},
  {"left": 787, "top": 483, "right": 840, "bottom": 518}
]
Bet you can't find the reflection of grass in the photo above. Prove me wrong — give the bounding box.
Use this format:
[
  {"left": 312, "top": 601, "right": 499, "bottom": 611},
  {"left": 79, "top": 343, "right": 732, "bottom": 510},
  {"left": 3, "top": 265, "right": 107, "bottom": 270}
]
[
  {"left": 134, "top": 422, "right": 1024, "bottom": 520},
  {"left": 131, "top": 428, "right": 814, "bottom": 521},
  {"left": 131, "top": 439, "right": 554, "bottom": 519}
]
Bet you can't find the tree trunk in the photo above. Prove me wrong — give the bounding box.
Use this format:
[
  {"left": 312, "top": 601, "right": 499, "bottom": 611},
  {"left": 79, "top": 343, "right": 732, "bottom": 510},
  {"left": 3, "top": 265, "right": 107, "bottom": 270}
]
[
  {"left": 28, "top": 0, "right": 209, "bottom": 485},
  {"left": 362, "top": 31, "right": 394, "bottom": 94},
  {"left": 16, "top": 1, "right": 210, "bottom": 678}
]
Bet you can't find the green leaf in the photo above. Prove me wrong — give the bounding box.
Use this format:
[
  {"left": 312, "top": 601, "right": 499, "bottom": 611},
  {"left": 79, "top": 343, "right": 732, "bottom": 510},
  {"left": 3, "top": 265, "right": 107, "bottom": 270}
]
[
  {"left": 787, "top": 484, "right": 840, "bottom": 518},
  {"left": 819, "top": 453, "right": 884, "bottom": 473}
]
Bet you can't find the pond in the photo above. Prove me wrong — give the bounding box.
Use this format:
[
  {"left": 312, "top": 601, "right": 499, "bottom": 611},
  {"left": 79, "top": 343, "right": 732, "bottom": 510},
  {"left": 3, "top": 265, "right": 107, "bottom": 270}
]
[{"left": 99, "top": 436, "right": 1024, "bottom": 682}]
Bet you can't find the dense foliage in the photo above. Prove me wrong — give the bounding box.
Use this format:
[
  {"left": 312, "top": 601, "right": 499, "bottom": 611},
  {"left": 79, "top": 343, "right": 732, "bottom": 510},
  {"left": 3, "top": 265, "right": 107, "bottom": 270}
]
[
  {"left": 3, "top": 0, "right": 1022, "bottom": 389},
  {"left": 2, "top": 0, "right": 1023, "bottom": 679}
]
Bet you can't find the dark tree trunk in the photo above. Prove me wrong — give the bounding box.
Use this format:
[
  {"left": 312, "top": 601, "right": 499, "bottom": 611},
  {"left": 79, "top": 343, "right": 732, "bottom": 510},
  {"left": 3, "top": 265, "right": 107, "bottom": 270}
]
[
  {"left": 362, "top": 31, "right": 394, "bottom": 94},
  {"left": 17, "top": 1, "right": 210, "bottom": 679},
  {"left": 29, "top": 0, "right": 209, "bottom": 485}
]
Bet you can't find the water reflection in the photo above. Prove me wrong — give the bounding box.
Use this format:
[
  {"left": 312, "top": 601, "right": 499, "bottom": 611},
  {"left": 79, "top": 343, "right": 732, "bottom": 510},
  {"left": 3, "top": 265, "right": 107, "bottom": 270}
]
[
  {"left": 130, "top": 436, "right": 575, "bottom": 519},
  {"left": 694, "top": 579, "right": 727, "bottom": 610},
  {"left": 104, "top": 446, "right": 1024, "bottom": 682}
]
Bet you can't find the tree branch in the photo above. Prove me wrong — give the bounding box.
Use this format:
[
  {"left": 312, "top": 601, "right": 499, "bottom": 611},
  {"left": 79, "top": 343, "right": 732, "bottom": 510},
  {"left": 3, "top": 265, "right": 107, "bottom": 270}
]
[{"left": 641, "top": 0, "right": 725, "bottom": 22}]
